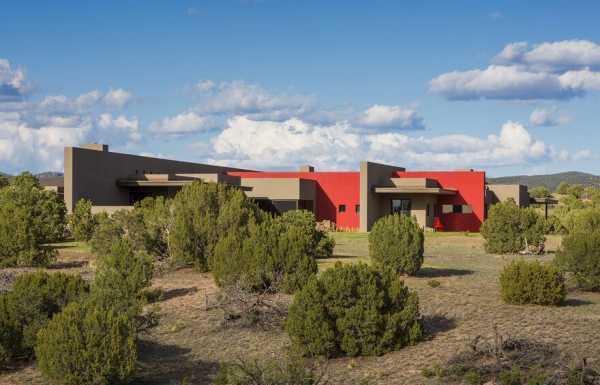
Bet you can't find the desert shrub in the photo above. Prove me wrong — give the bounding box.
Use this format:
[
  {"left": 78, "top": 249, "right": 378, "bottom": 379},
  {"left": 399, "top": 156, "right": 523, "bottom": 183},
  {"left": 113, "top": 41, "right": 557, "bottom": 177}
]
[
  {"left": 481, "top": 200, "right": 545, "bottom": 254},
  {"left": 286, "top": 262, "right": 422, "bottom": 357},
  {"left": 212, "top": 212, "right": 320, "bottom": 293},
  {"left": 90, "top": 238, "right": 153, "bottom": 317},
  {"left": 169, "top": 181, "right": 266, "bottom": 271},
  {"left": 369, "top": 214, "right": 424, "bottom": 275},
  {"left": 0, "top": 272, "right": 89, "bottom": 366},
  {"left": 134, "top": 196, "right": 171, "bottom": 259},
  {"left": 529, "top": 186, "right": 551, "bottom": 199},
  {"left": 69, "top": 199, "right": 96, "bottom": 241},
  {"left": 499, "top": 259, "right": 565, "bottom": 305},
  {"left": 0, "top": 173, "right": 66, "bottom": 267},
  {"left": 556, "top": 231, "right": 600, "bottom": 291},
  {"left": 35, "top": 301, "right": 137, "bottom": 385},
  {"left": 89, "top": 212, "right": 123, "bottom": 256},
  {"left": 560, "top": 207, "right": 600, "bottom": 235},
  {"left": 274, "top": 210, "right": 335, "bottom": 259},
  {"left": 214, "top": 354, "right": 327, "bottom": 385}
]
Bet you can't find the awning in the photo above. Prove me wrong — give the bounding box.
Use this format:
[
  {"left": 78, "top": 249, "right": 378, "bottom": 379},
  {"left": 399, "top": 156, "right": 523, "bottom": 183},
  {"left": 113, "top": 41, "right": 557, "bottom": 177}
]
[{"left": 373, "top": 186, "right": 457, "bottom": 195}]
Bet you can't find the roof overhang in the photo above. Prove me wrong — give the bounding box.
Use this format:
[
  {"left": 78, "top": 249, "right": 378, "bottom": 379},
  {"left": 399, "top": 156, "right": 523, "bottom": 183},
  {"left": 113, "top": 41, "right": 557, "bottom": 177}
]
[{"left": 373, "top": 186, "right": 457, "bottom": 195}]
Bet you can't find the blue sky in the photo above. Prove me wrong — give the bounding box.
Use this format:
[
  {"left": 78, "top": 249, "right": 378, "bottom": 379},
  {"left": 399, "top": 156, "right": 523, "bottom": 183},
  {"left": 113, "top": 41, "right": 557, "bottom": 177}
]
[{"left": 1, "top": 0, "right": 600, "bottom": 177}]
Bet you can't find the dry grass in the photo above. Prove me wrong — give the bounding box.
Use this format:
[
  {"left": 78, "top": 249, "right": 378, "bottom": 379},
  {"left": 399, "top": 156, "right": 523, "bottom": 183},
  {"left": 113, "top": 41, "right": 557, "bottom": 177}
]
[{"left": 2, "top": 233, "right": 600, "bottom": 385}]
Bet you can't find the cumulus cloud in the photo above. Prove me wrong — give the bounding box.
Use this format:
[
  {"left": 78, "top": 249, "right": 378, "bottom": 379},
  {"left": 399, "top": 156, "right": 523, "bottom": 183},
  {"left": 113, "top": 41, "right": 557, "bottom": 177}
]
[
  {"left": 358, "top": 104, "right": 424, "bottom": 130},
  {"left": 149, "top": 111, "right": 214, "bottom": 136},
  {"left": 431, "top": 39, "right": 600, "bottom": 100},
  {"left": 208, "top": 116, "right": 577, "bottom": 170},
  {"left": 103, "top": 88, "right": 133, "bottom": 108},
  {"left": 0, "top": 80, "right": 140, "bottom": 172},
  {"left": 529, "top": 107, "right": 570, "bottom": 127},
  {"left": 0, "top": 59, "right": 29, "bottom": 102}
]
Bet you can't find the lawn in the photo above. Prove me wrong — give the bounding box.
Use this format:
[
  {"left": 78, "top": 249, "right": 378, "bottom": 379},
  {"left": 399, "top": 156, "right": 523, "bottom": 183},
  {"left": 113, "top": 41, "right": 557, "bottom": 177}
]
[{"left": 1, "top": 232, "right": 599, "bottom": 385}]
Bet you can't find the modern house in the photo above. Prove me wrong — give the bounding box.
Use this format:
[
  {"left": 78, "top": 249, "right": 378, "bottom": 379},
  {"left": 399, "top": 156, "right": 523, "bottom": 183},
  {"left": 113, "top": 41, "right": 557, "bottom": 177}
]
[{"left": 64, "top": 144, "right": 527, "bottom": 232}]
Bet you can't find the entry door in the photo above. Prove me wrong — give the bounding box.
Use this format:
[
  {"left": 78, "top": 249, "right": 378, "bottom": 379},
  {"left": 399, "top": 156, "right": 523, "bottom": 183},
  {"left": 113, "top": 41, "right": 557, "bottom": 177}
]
[{"left": 391, "top": 198, "right": 411, "bottom": 216}]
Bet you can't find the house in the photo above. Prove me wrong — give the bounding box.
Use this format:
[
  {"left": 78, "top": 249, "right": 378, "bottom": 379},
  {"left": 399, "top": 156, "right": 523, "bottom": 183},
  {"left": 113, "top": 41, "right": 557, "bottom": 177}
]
[{"left": 63, "top": 144, "right": 527, "bottom": 232}]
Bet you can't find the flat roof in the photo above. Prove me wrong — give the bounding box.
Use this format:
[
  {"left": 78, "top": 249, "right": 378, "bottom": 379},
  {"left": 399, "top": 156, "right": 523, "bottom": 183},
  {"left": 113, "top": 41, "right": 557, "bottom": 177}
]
[{"left": 116, "top": 179, "right": 252, "bottom": 190}]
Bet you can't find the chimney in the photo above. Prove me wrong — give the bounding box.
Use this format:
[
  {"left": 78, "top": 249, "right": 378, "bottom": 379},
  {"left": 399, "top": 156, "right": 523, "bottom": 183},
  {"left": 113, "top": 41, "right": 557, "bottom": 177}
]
[
  {"left": 81, "top": 143, "right": 109, "bottom": 152},
  {"left": 299, "top": 165, "right": 315, "bottom": 172}
]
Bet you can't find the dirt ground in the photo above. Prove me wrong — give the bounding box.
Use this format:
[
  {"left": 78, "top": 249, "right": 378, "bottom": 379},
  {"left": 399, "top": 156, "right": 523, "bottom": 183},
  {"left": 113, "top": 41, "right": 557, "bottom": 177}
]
[{"left": 2, "top": 233, "right": 600, "bottom": 385}]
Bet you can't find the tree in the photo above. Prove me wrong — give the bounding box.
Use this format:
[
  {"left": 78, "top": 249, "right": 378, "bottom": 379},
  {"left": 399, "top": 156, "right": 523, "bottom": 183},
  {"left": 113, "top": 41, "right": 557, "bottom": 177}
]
[
  {"left": 480, "top": 200, "right": 545, "bottom": 254},
  {"left": 529, "top": 186, "right": 551, "bottom": 199},
  {"left": 286, "top": 262, "right": 422, "bottom": 357},
  {"left": 0, "top": 172, "right": 66, "bottom": 267},
  {"left": 555, "top": 181, "right": 571, "bottom": 195},
  {"left": 134, "top": 196, "right": 171, "bottom": 259},
  {"left": 556, "top": 230, "right": 600, "bottom": 291},
  {"left": 69, "top": 199, "right": 96, "bottom": 241},
  {"left": 369, "top": 214, "right": 424, "bottom": 275},
  {"left": 169, "top": 181, "right": 266, "bottom": 271},
  {"left": 36, "top": 301, "right": 137, "bottom": 385}
]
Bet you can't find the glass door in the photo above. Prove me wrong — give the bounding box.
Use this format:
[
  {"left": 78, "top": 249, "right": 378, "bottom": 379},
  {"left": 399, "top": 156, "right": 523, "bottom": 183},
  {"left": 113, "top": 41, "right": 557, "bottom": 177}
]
[{"left": 391, "top": 198, "right": 411, "bottom": 216}]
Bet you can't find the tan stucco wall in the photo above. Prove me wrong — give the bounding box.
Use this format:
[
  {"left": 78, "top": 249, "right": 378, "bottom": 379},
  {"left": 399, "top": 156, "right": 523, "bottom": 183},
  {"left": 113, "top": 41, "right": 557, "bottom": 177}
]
[
  {"left": 359, "top": 161, "right": 406, "bottom": 231},
  {"left": 64, "top": 146, "right": 250, "bottom": 212},
  {"left": 241, "top": 178, "right": 315, "bottom": 201},
  {"left": 486, "top": 184, "right": 529, "bottom": 207},
  {"left": 370, "top": 193, "right": 437, "bottom": 229}
]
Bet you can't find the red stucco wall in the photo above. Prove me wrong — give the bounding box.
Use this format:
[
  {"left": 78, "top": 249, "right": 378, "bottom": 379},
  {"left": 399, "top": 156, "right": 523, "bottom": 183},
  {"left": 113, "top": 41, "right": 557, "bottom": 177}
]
[
  {"left": 396, "top": 170, "right": 486, "bottom": 232},
  {"left": 228, "top": 171, "right": 361, "bottom": 229}
]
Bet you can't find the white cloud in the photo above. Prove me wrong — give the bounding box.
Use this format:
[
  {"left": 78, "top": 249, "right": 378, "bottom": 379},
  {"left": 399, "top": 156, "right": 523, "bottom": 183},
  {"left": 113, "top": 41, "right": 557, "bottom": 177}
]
[
  {"left": 209, "top": 117, "right": 571, "bottom": 170},
  {"left": 97, "top": 113, "right": 140, "bottom": 142},
  {"left": 495, "top": 40, "right": 600, "bottom": 72},
  {"left": 0, "top": 59, "right": 29, "bottom": 102},
  {"left": 149, "top": 111, "right": 214, "bottom": 135},
  {"left": 529, "top": 107, "right": 570, "bottom": 127},
  {"left": 572, "top": 149, "right": 593, "bottom": 161},
  {"left": 197, "top": 80, "right": 316, "bottom": 120},
  {"left": 358, "top": 104, "right": 424, "bottom": 130},
  {"left": 103, "top": 88, "right": 133, "bottom": 108},
  {"left": 432, "top": 39, "right": 600, "bottom": 100}
]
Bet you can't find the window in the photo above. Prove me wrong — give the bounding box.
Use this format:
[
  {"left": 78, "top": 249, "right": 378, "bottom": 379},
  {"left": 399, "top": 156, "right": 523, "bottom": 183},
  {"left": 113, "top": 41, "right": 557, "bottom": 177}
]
[
  {"left": 391, "top": 199, "right": 411, "bottom": 216},
  {"left": 426, "top": 204, "right": 430, "bottom": 217},
  {"left": 338, "top": 204, "right": 346, "bottom": 213},
  {"left": 442, "top": 204, "right": 473, "bottom": 214},
  {"left": 355, "top": 204, "right": 360, "bottom": 213}
]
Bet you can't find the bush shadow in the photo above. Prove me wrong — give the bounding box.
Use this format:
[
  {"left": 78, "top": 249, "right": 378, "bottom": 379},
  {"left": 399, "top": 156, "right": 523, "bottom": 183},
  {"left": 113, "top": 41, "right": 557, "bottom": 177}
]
[
  {"left": 135, "top": 339, "right": 218, "bottom": 385},
  {"left": 146, "top": 287, "right": 199, "bottom": 303},
  {"left": 47, "top": 260, "right": 88, "bottom": 269},
  {"left": 422, "top": 314, "right": 457, "bottom": 339},
  {"left": 563, "top": 298, "right": 594, "bottom": 307},
  {"left": 417, "top": 267, "right": 474, "bottom": 278}
]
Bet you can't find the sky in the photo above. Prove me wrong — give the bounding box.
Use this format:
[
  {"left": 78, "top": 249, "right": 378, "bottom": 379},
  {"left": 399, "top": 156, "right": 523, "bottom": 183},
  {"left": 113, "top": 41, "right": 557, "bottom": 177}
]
[{"left": 1, "top": 0, "right": 600, "bottom": 177}]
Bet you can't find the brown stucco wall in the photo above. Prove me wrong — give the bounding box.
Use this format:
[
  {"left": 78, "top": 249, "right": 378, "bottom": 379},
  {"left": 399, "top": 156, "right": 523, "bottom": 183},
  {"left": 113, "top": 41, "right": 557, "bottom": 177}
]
[
  {"left": 241, "top": 178, "right": 316, "bottom": 201},
  {"left": 64, "top": 145, "right": 250, "bottom": 212},
  {"left": 359, "top": 161, "right": 406, "bottom": 231},
  {"left": 486, "top": 184, "right": 530, "bottom": 207}
]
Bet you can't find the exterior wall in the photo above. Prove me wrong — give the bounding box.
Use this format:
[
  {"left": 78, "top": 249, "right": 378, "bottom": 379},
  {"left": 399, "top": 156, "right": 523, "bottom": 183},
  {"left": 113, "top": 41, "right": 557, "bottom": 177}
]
[
  {"left": 229, "top": 171, "right": 361, "bottom": 229},
  {"left": 64, "top": 146, "right": 249, "bottom": 212},
  {"left": 241, "top": 178, "right": 315, "bottom": 201},
  {"left": 396, "top": 170, "right": 486, "bottom": 232},
  {"left": 359, "top": 162, "right": 406, "bottom": 232},
  {"left": 372, "top": 193, "right": 437, "bottom": 229},
  {"left": 486, "top": 184, "right": 530, "bottom": 207}
]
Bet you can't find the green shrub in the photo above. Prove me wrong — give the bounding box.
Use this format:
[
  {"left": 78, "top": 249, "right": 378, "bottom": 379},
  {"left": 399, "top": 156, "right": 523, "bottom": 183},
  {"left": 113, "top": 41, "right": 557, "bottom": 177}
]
[
  {"left": 0, "top": 272, "right": 88, "bottom": 366},
  {"left": 481, "top": 200, "right": 545, "bottom": 254},
  {"left": 214, "top": 354, "right": 326, "bottom": 385},
  {"left": 560, "top": 207, "right": 600, "bottom": 235},
  {"left": 529, "top": 186, "right": 551, "bottom": 199},
  {"left": 499, "top": 259, "right": 565, "bottom": 305},
  {"left": 286, "top": 262, "right": 422, "bottom": 357},
  {"left": 134, "top": 196, "right": 171, "bottom": 259},
  {"left": 89, "top": 212, "right": 123, "bottom": 257},
  {"left": 274, "top": 210, "right": 334, "bottom": 259},
  {"left": 369, "top": 214, "right": 424, "bottom": 275},
  {"left": 36, "top": 301, "right": 137, "bottom": 385},
  {"left": 212, "top": 212, "right": 320, "bottom": 293},
  {"left": 0, "top": 172, "right": 66, "bottom": 267},
  {"left": 169, "top": 181, "right": 266, "bottom": 271},
  {"left": 69, "top": 199, "right": 96, "bottom": 242},
  {"left": 556, "top": 231, "right": 600, "bottom": 291},
  {"left": 90, "top": 238, "right": 153, "bottom": 317}
]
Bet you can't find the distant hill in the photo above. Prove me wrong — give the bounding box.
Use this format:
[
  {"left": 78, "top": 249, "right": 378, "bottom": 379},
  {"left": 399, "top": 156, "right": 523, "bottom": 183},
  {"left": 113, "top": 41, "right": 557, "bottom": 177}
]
[
  {"left": 488, "top": 171, "right": 600, "bottom": 191},
  {"left": 36, "top": 171, "right": 63, "bottom": 178}
]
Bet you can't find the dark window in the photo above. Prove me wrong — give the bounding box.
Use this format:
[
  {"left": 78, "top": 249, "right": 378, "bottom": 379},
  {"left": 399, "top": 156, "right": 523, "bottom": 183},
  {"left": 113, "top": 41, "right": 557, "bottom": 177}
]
[
  {"left": 391, "top": 199, "right": 411, "bottom": 216},
  {"left": 426, "top": 204, "right": 430, "bottom": 217},
  {"left": 339, "top": 204, "right": 346, "bottom": 213},
  {"left": 453, "top": 205, "right": 462, "bottom": 213},
  {"left": 355, "top": 204, "right": 360, "bottom": 213}
]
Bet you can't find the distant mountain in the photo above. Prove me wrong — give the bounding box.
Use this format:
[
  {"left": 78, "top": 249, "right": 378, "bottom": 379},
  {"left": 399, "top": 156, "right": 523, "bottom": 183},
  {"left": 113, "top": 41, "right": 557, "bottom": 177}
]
[
  {"left": 36, "top": 171, "right": 63, "bottom": 178},
  {"left": 488, "top": 171, "right": 600, "bottom": 191}
]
